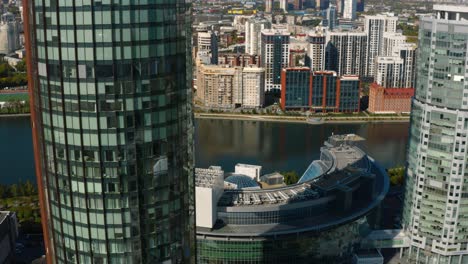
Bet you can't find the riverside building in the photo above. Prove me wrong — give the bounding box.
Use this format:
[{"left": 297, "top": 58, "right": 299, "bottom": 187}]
[
  {"left": 280, "top": 68, "right": 360, "bottom": 112},
  {"left": 195, "top": 134, "right": 389, "bottom": 263},
  {"left": 24, "top": 1, "right": 195, "bottom": 263},
  {"left": 402, "top": 4, "right": 468, "bottom": 263}
]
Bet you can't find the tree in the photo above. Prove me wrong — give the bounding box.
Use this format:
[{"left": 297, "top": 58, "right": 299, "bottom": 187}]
[
  {"left": 282, "top": 171, "right": 299, "bottom": 185},
  {"left": 9, "top": 184, "right": 18, "bottom": 197},
  {"left": 388, "top": 166, "right": 405, "bottom": 186},
  {"left": 16, "top": 59, "right": 26, "bottom": 72}
]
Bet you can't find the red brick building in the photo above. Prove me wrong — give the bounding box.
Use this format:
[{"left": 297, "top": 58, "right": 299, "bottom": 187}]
[{"left": 368, "top": 83, "right": 414, "bottom": 113}]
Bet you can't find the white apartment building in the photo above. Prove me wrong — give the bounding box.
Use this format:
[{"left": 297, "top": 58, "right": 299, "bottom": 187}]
[
  {"left": 327, "top": 30, "right": 368, "bottom": 77},
  {"left": 0, "top": 13, "right": 19, "bottom": 55},
  {"left": 242, "top": 67, "right": 265, "bottom": 108},
  {"left": 197, "top": 31, "right": 218, "bottom": 64},
  {"left": 374, "top": 56, "right": 403, "bottom": 88},
  {"left": 245, "top": 16, "right": 271, "bottom": 56},
  {"left": 381, "top": 32, "right": 407, "bottom": 56},
  {"left": 395, "top": 43, "right": 417, "bottom": 88},
  {"left": 343, "top": 0, "right": 357, "bottom": 20},
  {"left": 261, "top": 29, "right": 290, "bottom": 92},
  {"left": 364, "top": 14, "right": 398, "bottom": 77},
  {"left": 307, "top": 27, "right": 327, "bottom": 71}
]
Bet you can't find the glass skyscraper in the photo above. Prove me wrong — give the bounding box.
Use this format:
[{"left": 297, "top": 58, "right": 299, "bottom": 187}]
[
  {"left": 402, "top": 5, "right": 468, "bottom": 263},
  {"left": 24, "top": 0, "right": 194, "bottom": 263}
]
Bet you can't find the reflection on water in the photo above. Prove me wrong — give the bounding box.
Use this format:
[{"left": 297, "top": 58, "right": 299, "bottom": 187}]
[
  {"left": 0, "top": 117, "right": 35, "bottom": 185},
  {"left": 0, "top": 117, "right": 410, "bottom": 184},
  {"left": 195, "top": 119, "right": 410, "bottom": 174}
]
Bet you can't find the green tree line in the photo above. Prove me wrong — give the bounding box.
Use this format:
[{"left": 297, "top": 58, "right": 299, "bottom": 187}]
[{"left": 0, "top": 180, "right": 37, "bottom": 198}]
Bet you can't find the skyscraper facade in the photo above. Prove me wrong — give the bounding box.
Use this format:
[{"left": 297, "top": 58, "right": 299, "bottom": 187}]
[
  {"left": 261, "top": 29, "right": 290, "bottom": 92},
  {"left": 24, "top": 1, "right": 195, "bottom": 263},
  {"left": 326, "top": 30, "right": 367, "bottom": 77},
  {"left": 245, "top": 16, "right": 271, "bottom": 56},
  {"left": 343, "top": 0, "right": 357, "bottom": 20},
  {"left": 306, "top": 27, "right": 326, "bottom": 71},
  {"left": 402, "top": 5, "right": 468, "bottom": 263}
]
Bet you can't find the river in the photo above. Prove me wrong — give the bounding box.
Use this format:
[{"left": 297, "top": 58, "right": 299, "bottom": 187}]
[{"left": 0, "top": 116, "right": 410, "bottom": 185}]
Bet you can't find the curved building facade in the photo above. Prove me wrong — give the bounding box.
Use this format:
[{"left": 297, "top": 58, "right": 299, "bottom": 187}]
[
  {"left": 402, "top": 5, "right": 468, "bottom": 264},
  {"left": 195, "top": 134, "right": 389, "bottom": 263},
  {"left": 24, "top": 1, "right": 195, "bottom": 263}
]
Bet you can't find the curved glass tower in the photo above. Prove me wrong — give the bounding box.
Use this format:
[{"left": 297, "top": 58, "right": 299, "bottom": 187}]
[
  {"left": 24, "top": 0, "right": 194, "bottom": 263},
  {"left": 402, "top": 4, "right": 468, "bottom": 263}
]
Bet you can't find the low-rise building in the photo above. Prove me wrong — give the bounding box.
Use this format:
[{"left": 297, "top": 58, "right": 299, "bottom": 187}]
[{"left": 368, "top": 83, "right": 414, "bottom": 113}]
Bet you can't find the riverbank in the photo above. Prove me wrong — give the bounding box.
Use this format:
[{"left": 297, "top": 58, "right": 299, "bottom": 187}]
[
  {"left": 0, "top": 112, "right": 410, "bottom": 124},
  {"left": 195, "top": 113, "right": 410, "bottom": 124}
]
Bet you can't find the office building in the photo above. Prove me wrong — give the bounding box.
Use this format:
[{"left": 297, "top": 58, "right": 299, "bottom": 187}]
[
  {"left": 265, "top": 0, "right": 274, "bottom": 13},
  {"left": 24, "top": 1, "right": 195, "bottom": 263},
  {"left": 343, "top": 0, "right": 357, "bottom": 20},
  {"left": 374, "top": 56, "right": 403, "bottom": 89},
  {"left": 356, "top": 0, "right": 365, "bottom": 12},
  {"left": 0, "top": 12, "right": 19, "bottom": 54},
  {"left": 307, "top": 28, "right": 327, "bottom": 71},
  {"left": 368, "top": 84, "right": 414, "bottom": 113},
  {"left": 323, "top": 4, "right": 338, "bottom": 30},
  {"left": 196, "top": 134, "right": 389, "bottom": 263},
  {"left": 0, "top": 212, "right": 18, "bottom": 264},
  {"left": 280, "top": 67, "right": 311, "bottom": 109},
  {"left": 197, "top": 64, "right": 265, "bottom": 108},
  {"left": 326, "top": 30, "right": 367, "bottom": 77},
  {"left": 280, "top": 69, "right": 360, "bottom": 112},
  {"left": 364, "top": 15, "right": 398, "bottom": 77},
  {"left": 198, "top": 31, "right": 218, "bottom": 65},
  {"left": 245, "top": 15, "right": 271, "bottom": 56},
  {"left": 316, "top": 0, "right": 331, "bottom": 10},
  {"left": 401, "top": 5, "right": 468, "bottom": 263},
  {"left": 261, "top": 29, "right": 290, "bottom": 92}
]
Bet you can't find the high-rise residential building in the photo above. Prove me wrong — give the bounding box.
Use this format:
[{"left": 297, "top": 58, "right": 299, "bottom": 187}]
[
  {"left": 0, "top": 12, "right": 19, "bottom": 54},
  {"left": 380, "top": 32, "right": 407, "bottom": 57},
  {"left": 265, "top": 0, "right": 274, "bottom": 13},
  {"left": 325, "top": 30, "right": 368, "bottom": 77},
  {"left": 198, "top": 31, "right": 218, "bottom": 65},
  {"left": 280, "top": 0, "right": 288, "bottom": 12},
  {"left": 343, "top": 0, "right": 357, "bottom": 20},
  {"left": 196, "top": 64, "right": 265, "bottom": 108},
  {"left": 24, "top": 1, "right": 195, "bottom": 263},
  {"left": 316, "top": 0, "right": 330, "bottom": 10},
  {"left": 374, "top": 56, "right": 403, "bottom": 89},
  {"left": 261, "top": 29, "right": 290, "bottom": 92},
  {"left": 245, "top": 15, "right": 271, "bottom": 56},
  {"left": 306, "top": 28, "right": 327, "bottom": 71},
  {"left": 395, "top": 43, "right": 417, "bottom": 89},
  {"left": 364, "top": 14, "right": 398, "bottom": 77},
  {"left": 402, "top": 5, "right": 468, "bottom": 263}
]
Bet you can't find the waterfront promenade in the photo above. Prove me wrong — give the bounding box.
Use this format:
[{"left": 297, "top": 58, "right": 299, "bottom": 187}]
[{"left": 195, "top": 112, "right": 410, "bottom": 124}]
